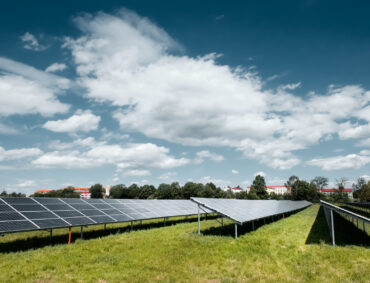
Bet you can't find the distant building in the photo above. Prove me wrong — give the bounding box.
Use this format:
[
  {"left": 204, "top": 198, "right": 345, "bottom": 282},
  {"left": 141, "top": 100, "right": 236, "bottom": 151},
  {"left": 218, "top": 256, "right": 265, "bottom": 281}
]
[
  {"left": 246, "top": 185, "right": 291, "bottom": 195},
  {"left": 222, "top": 186, "right": 243, "bottom": 193}
]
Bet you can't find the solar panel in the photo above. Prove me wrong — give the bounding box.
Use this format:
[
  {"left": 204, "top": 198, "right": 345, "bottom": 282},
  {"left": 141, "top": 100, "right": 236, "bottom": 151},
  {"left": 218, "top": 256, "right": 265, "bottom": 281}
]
[
  {"left": 0, "top": 197, "right": 211, "bottom": 234},
  {"left": 191, "top": 198, "right": 311, "bottom": 224}
]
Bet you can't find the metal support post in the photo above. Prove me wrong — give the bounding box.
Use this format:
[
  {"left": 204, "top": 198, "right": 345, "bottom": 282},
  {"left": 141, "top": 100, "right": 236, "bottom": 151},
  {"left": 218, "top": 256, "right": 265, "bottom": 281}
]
[
  {"left": 235, "top": 223, "right": 238, "bottom": 239},
  {"left": 164, "top": 218, "right": 166, "bottom": 226},
  {"left": 330, "top": 209, "right": 335, "bottom": 246},
  {"left": 131, "top": 221, "right": 133, "bottom": 231},
  {"left": 81, "top": 226, "right": 83, "bottom": 239},
  {"left": 197, "top": 204, "right": 200, "bottom": 235}
]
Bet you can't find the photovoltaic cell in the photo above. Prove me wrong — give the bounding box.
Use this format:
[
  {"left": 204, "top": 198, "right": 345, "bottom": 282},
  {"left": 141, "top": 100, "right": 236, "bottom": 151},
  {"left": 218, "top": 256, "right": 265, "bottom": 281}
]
[
  {"left": 0, "top": 220, "right": 38, "bottom": 232},
  {"left": 33, "top": 219, "right": 68, "bottom": 229},
  {"left": 0, "top": 197, "right": 210, "bottom": 234},
  {"left": 191, "top": 198, "right": 311, "bottom": 224}
]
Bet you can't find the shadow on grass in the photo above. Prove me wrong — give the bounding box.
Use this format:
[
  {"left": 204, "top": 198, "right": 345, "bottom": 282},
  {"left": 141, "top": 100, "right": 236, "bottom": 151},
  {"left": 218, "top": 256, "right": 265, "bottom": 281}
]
[
  {"left": 0, "top": 215, "right": 216, "bottom": 254},
  {"left": 202, "top": 213, "right": 288, "bottom": 238},
  {"left": 305, "top": 206, "right": 369, "bottom": 247}
]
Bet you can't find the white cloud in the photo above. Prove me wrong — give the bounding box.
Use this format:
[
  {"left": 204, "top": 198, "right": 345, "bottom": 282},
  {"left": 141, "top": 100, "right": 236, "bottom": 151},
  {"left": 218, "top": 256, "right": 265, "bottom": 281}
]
[
  {"left": 15, "top": 180, "right": 37, "bottom": 188},
  {"left": 0, "top": 146, "right": 42, "bottom": 162},
  {"left": 231, "top": 169, "right": 239, "bottom": 174},
  {"left": 123, "top": 169, "right": 150, "bottom": 176},
  {"left": 307, "top": 153, "right": 370, "bottom": 170},
  {"left": 45, "top": 63, "right": 67, "bottom": 73},
  {"left": 159, "top": 171, "right": 177, "bottom": 180},
  {"left": 63, "top": 9, "right": 370, "bottom": 170},
  {"left": 0, "top": 75, "right": 69, "bottom": 117},
  {"left": 199, "top": 176, "right": 231, "bottom": 188},
  {"left": 33, "top": 142, "right": 189, "bottom": 172},
  {"left": 195, "top": 150, "right": 224, "bottom": 163},
  {"left": 43, "top": 110, "right": 101, "bottom": 133},
  {"left": 0, "top": 57, "right": 70, "bottom": 116},
  {"left": 20, "top": 32, "right": 47, "bottom": 51},
  {"left": 48, "top": 137, "right": 105, "bottom": 151}
]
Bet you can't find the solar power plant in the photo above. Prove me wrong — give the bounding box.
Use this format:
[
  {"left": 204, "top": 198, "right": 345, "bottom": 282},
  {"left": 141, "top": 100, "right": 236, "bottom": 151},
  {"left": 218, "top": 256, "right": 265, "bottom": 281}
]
[
  {"left": 0, "top": 197, "right": 210, "bottom": 234},
  {"left": 191, "top": 198, "right": 311, "bottom": 224},
  {"left": 320, "top": 200, "right": 370, "bottom": 246}
]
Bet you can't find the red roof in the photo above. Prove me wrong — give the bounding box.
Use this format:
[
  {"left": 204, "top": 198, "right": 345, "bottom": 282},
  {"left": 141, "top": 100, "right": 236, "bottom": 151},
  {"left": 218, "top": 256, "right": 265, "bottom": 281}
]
[{"left": 231, "top": 187, "right": 242, "bottom": 190}]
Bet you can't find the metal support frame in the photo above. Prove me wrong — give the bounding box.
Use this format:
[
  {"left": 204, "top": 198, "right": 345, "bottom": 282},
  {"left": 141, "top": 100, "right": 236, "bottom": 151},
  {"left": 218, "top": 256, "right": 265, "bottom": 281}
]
[
  {"left": 197, "top": 204, "right": 200, "bottom": 235},
  {"left": 235, "top": 223, "right": 238, "bottom": 239},
  {"left": 130, "top": 221, "right": 133, "bottom": 231},
  {"left": 164, "top": 217, "right": 167, "bottom": 226},
  {"left": 330, "top": 209, "right": 335, "bottom": 246}
]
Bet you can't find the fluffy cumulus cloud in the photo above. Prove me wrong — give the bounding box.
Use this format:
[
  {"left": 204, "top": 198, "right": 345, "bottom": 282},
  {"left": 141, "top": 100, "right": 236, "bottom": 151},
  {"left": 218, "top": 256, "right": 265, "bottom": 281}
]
[
  {"left": 43, "top": 110, "right": 101, "bottom": 133},
  {"left": 32, "top": 142, "right": 189, "bottom": 175},
  {"left": 0, "top": 57, "right": 70, "bottom": 116},
  {"left": 195, "top": 150, "right": 224, "bottom": 163},
  {"left": 61, "top": 9, "right": 370, "bottom": 170},
  {"left": 20, "top": 32, "right": 48, "bottom": 51},
  {"left": 0, "top": 146, "right": 42, "bottom": 162},
  {"left": 306, "top": 151, "right": 370, "bottom": 171},
  {"left": 45, "top": 63, "right": 67, "bottom": 73}
]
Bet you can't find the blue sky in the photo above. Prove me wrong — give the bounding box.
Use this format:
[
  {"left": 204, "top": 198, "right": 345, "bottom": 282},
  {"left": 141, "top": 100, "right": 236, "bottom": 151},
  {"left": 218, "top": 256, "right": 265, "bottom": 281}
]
[{"left": 1, "top": 0, "right": 370, "bottom": 194}]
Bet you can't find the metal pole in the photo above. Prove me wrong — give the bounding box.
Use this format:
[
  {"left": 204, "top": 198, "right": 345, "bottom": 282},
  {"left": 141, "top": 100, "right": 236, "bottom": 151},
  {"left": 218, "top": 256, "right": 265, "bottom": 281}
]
[
  {"left": 330, "top": 209, "right": 335, "bottom": 246},
  {"left": 164, "top": 218, "right": 166, "bottom": 226},
  {"left": 198, "top": 204, "right": 200, "bottom": 235},
  {"left": 235, "top": 223, "right": 238, "bottom": 239},
  {"left": 81, "top": 226, "right": 83, "bottom": 239},
  {"left": 131, "top": 221, "right": 133, "bottom": 231}
]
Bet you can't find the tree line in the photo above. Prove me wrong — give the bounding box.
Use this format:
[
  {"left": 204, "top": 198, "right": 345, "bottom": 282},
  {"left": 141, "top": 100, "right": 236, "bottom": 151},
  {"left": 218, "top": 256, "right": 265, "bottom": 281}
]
[{"left": 4, "top": 174, "right": 369, "bottom": 202}]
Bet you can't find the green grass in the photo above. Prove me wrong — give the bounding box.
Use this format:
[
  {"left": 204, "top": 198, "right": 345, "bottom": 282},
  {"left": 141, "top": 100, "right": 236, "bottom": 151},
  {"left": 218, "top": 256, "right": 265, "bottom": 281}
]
[{"left": 0, "top": 205, "right": 369, "bottom": 282}]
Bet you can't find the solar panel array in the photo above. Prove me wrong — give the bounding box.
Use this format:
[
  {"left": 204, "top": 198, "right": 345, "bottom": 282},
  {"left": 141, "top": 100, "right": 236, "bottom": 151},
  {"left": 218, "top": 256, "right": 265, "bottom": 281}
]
[
  {"left": 0, "top": 197, "right": 209, "bottom": 234},
  {"left": 191, "top": 198, "right": 311, "bottom": 224}
]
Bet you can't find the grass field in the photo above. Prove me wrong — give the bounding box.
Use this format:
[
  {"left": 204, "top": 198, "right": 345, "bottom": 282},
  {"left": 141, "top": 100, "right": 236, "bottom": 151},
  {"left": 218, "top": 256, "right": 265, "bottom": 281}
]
[{"left": 0, "top": 204, "right": 369, "bottom": 282}]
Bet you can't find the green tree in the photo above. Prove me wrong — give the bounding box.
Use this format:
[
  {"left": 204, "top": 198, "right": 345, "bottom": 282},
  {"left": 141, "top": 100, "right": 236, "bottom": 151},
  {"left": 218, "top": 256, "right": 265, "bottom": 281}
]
[
  {"left": 311, "top": 176, "right": 328, "bottom": 190},
  {"left": 155, "top": 183, "right": 172, "bottom": 199},
  {"left": 89, "top": 184, "right": 105, "bottom": 198},
  {"left": 127, "top": 184, "right": 140, "bottom": 199},
  {"left": 249, "top": 175, "right": 268, "bottom": 199},
  {"left": 60, "top": 187, "right": 80, "bottom": 198},
  {"left": 182, "top": 182, "right": 204, "bottom": 199},
  {"left": 291, "top": 180, "right": 321, "bottom": 202},
  {"left": 109, "top": 184, "right": 126, "bottom": 198},
  {"left": 138, "top": 185, "right": 156, "bottom": 199}
]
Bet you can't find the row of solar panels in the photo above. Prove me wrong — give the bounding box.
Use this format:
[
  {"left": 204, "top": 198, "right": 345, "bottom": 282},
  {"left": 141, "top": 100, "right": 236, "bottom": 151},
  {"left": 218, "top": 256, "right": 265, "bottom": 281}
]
[
  {"left": 0, "top": 197, "right": 211, "bottom": 233},
  {"left": 191, "top": 198, "right": 311, "bottom": 224},
  {"left": 346, "top": 202, "right": 370, "bottom": 209}
]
